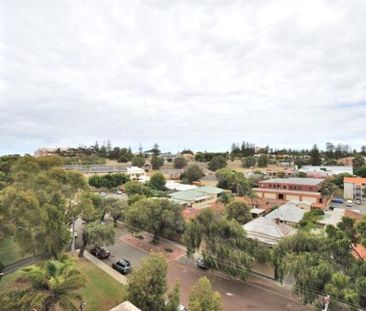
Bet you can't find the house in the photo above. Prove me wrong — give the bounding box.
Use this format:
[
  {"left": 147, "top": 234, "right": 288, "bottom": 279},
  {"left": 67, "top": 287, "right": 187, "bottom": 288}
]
[
  {"left": 169, "top": 186, "right": 224, "bottom": 208},
  {"left": 318, "top": 208, "right": 345, "bottom": 226},
  {"left": 110, "top": 301, "right": 141, "bottom": 311},
  {"left": 344, "top": 177, "right": 366, "bottom": 201},
  {"left": 243, "top": 217, "right": 297, "bottom": 246},
  {"left": 126, "top": 166, "right": 146, "bottom": 180},
  {"left": 264, "top": 200, "right": 310, "bottom": 226},
  {"left": 299, "top": 165, "right": 353, "bottom": 177},
  {"left": 250, "top": 207, "right": 266, "bottom": 217},
  {"left": 253, "top": 178, "right": 326, "bottom": 207}
]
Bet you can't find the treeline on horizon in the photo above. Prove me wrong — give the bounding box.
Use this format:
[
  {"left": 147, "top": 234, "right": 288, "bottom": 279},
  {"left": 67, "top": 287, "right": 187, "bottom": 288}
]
[{"left": 30, "top": 140, "right": 366, "bottom": 161}]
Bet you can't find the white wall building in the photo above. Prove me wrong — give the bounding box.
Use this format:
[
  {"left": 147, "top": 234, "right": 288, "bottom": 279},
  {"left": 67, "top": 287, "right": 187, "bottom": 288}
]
[
  {"left": 299, "top": 165, "right": 353, "bottom": 177},
  {"left": 127, "top": 166, "right": 146, "bottom": 180}
]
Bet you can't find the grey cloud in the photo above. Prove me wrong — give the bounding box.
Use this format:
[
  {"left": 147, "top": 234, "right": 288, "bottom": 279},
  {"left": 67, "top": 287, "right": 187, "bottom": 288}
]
[{"left": 0, "top": 0, "right": 366, "bottom": 155}]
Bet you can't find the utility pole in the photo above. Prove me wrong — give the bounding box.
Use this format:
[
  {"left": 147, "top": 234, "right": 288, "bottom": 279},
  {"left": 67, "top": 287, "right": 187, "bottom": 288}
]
[{"left": 71, "top": 216, "right": 76, "bottom": 252}]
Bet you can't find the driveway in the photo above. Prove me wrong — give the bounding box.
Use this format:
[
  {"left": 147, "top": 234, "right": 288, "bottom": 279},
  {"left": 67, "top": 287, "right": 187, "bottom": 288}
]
[{"left": 105, "top": 226, "right": 146, "bottom": 268}]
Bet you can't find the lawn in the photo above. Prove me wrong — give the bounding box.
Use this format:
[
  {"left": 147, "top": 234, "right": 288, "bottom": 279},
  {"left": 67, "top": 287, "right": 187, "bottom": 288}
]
[
  {"left": 75, "top": 257, "right": 126, "bottom": 311},
  {"left": 0, "top": 256, "right": 126, "bottom": 311},
  {"left": 0, "top": 236, "right": 28, "bottom": 265},
  {"left": 0, "top": 269, "right": 23, "bottom": 290}
]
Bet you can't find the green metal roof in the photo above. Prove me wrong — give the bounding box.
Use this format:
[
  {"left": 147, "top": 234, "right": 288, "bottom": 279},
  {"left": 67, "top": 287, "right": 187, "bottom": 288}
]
[{"left": 169, "top": 186, "right": 224, "bottom": 203}]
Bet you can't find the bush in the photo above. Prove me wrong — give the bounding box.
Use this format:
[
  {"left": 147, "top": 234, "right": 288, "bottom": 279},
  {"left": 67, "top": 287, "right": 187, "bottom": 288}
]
[
  {"left": 173, "top": 156, "right": 187, "bottom": 169},
  {"left": 151, "top": 155, "right": 165, "bottom": 170},
  {"left": 131, "top": 155, "right": 145, "bottom": 167},
  {"left": 208, "top": 156, "right": 227, "bottom": 171}
]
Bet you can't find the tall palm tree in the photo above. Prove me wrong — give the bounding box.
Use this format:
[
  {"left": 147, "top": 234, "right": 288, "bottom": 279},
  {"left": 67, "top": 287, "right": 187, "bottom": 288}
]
[{"left": 0, "top": 259, "right": 85, "bottom": 311}]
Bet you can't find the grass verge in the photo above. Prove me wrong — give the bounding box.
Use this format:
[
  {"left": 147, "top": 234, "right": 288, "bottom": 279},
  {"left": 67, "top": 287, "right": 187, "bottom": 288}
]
[{"left": 74, "top": 257, "right": 126, "bottom": 311}]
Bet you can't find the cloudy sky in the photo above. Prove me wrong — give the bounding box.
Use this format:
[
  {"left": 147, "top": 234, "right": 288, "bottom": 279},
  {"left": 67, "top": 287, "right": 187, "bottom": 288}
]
[{"left": 1, "top": 0, "right": 365, "bottom": 155}]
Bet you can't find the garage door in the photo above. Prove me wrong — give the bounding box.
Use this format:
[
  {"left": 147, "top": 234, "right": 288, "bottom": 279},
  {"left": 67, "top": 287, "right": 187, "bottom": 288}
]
[
  {"left": 302, "top": 196, "right": 317, "bottom": 203},
  {"left": 264, "top": 193, "right": 277, "bottom": 199},
  {"left": 254, "top": 191, "right": 264, "bottom": 198},
  {"left": 286, "top": 194, "right": 301, "bottom": 201}
]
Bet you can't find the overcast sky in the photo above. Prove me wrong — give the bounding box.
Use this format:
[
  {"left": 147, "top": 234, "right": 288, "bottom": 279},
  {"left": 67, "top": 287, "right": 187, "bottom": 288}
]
[{"left": 1, "top": 0, "right": 365, "bottom": 155}]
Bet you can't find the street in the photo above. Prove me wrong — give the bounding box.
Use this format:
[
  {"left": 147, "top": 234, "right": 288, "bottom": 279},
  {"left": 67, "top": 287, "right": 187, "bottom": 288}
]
[{"left": 93, "top": 225, "right": 311, "bottom": 311}]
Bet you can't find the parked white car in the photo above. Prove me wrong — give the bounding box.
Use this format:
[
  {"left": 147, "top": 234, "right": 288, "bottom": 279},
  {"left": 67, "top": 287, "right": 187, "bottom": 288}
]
[{"left": 346, "top": 200, "right": 353, "bottom": 207}]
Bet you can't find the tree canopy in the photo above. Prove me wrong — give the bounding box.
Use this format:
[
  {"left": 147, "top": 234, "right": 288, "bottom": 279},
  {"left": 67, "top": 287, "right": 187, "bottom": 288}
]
[
  {"left": 127, "top": 253, "right": 168, "bottom": 311},
  {"left": 149, "top": 173, "right": 166, "bottom": 191},
  {"left": 125, "top": 198, "right": 185, "bottom": 242},
  {"left": 273, "top": 217, "right": 366, "bottom": 308},
  {"left": 208, "top": 156, "right": 227, "bottom": 172},
  {"left": 183, "top": 208, "right": 267, "bottom": 280},
  {"left": 215, "top": 168, "right": 251, "bottom": 196},
  {"left": 131, "top": 155, "right": 145, "bottom": 167},
  {"left": 188, "top": 277, "right": 222, "bottom": 311},
  {"left": 181, "top": 164, "right": 204, "bottom": 184},
  {"left": 225, "top": 201, "right": 252, "bottom": 224},
  {"left": 173, "top": 156, "right": 187, "bottom": 169},
  {"left": 151, "top": 155, "right": 165, "bottom": 170},
  {"left": 88, "top": 173, "right": 129, "bottom": 189},
  {"left": 0, "top": 259, "right": 85, "bottom": 311}
]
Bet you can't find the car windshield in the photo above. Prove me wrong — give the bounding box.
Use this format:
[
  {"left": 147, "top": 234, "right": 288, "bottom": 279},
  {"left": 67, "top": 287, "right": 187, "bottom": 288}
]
[{"left": 118, "top": 260, "right": 129, "bottom": 267}]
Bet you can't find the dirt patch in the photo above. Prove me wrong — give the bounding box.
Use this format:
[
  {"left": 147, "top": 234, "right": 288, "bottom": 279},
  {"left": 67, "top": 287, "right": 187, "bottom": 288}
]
[{"left": 121, "top": 233, "right": 186, "bottom": 261}]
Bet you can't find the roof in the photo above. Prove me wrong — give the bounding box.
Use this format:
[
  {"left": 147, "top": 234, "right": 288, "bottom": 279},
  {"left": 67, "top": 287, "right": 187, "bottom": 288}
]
[
  {"left": 243, "top": 217, "right": 297, "bottom": 245},
  {"left": 344, "top": 209, "right": 364, "bottom": 222},
  {"left": 260, "top": 178, "right": 324, "bottom": 186},
  {"left": 344, "top": 177, "right": 366, "bottom": 185},
  {"left": 110, "top": 301, "right": 141, "bottom": 311},
  {"left": 250, "top": 208, "right": 266, "bottom": 215},
  {"left": 265, "top": 200, "right": 307, "bottom": 224},
  {"left": 170, "top": 189, "right": 210, "bottom": 202},
  {"left": 237, "top": 196, "right": 287, "bottom": 212},
  {"left": 127, "top": 167, "right": 145, "bottom": 174},
  {"left": 318, "top": 208, "right": 345, "bottom": 226},
  {"left": 197, "top": 186, "right": 224, "bottom": 194},
  {"left": 166, "top": 181, "right": 198, "bottom": 191},
  {"left": 352, "top": 244, "right": 366, "bottom": 260},
  {"left": 169, "top": 186, "right": 223, "bottom": 203}
]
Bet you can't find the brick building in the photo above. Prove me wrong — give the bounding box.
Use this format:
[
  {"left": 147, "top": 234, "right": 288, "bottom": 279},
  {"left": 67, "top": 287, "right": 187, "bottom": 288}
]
[{"left": 253, "top": 177, "right": 326, "bottom": 207}]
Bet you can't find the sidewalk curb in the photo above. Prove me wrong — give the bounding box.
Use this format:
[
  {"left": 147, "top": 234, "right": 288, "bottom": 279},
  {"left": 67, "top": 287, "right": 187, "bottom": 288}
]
[{"left": 81, "top": 250, "right": 128, "bottom": 286}]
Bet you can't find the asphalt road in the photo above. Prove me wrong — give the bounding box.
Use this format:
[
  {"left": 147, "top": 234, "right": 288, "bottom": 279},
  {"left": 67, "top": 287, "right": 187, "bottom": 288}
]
[{"left": 102, "top": 226, "right": 311, "bottom": 311}]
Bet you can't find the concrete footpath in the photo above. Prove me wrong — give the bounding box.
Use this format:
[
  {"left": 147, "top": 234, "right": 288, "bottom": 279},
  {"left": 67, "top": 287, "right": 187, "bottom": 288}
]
[{"left": 83, "top": 250, "right": 128, "bottom": 286}]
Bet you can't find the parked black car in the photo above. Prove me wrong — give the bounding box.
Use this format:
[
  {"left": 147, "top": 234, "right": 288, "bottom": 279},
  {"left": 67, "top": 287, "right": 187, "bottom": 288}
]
[
  {"left": 197, "top": 257, "right": 208, "bottom": 269},
  {"left": 90, "top": 246, "right": 111, "bottom": 259},
  {"left": 112, "top": 259, "right": 132, "bottom": 274}
]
